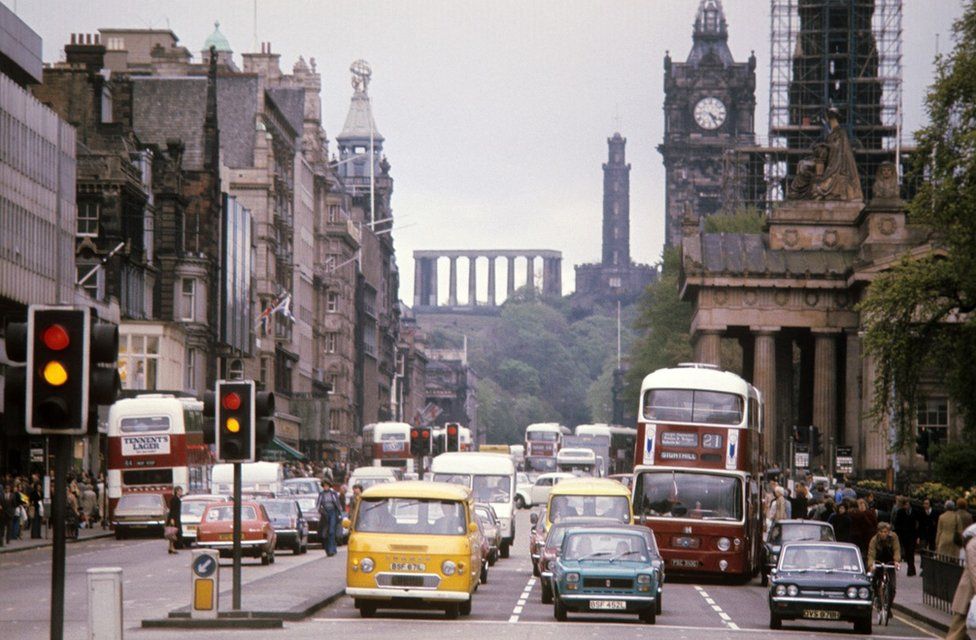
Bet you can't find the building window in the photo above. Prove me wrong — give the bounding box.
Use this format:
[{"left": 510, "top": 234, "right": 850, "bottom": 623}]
[
  {"left": 329, "top": 409, "right": 340, "bottom": 431},
  {"left": 324, "top": 332, "right": 338, "bottom": 354},
  {"left": 77, "top": 201, "right": 100, "bottom": 237},
  {"left": 917, "top": 397, "right": 949, "bottom": 447},
  {"left": 184, "top": 348, "right": 196, "bottom": 391},
  {"left": 327, "top": 204, "right": 340, "bottom": 223},
  {"left": 323, "top": 254, "right": 338, "bottom": 272},
  {"left": 76, "top": 263, "right": 104, "bottom": 301},
  {"left": 106, "top": 37, "right": 124, "bottom": 50},
  {"left": 609, "top": 277, "right": 622, "bottom": 288},
  {"left": 275, "top": 351, "right": 294, "bottom": 395},
  {"left": 259, "top": 357, "right": 270, "bottom": 387},
  {"left": 180, "top": 278, "right": 196, "bottom": 321},
  {"left": 119, "top": 334, "right": 159, "bottom": 391},
  {"left": 328, "top": 373, "right": 339, "bottom": 392},
  {"left": 326, "top": 291, "right": 339, "bottom": 313},
  {"left": 227, "top": 359, "right": 244, "bottom": 380}
]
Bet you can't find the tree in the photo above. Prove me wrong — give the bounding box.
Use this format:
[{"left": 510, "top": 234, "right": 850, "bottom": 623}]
[{"left": 860, "top": 4, "right": 976, "bottom": 448}]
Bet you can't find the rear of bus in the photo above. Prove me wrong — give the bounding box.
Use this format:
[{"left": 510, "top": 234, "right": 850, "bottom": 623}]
[
  {"left": 525, "top": 423, "right": 562, "bottom": 473},
  {"left": 369, "top": 422, "right": 415, "bottom": 474}
]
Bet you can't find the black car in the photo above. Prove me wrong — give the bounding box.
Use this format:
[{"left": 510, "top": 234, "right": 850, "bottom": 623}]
[
  {"left": 768, "top": 541, "right": 872, "bottom": 634},
  {"left": 762, "top": 519, "right": 835, "bottom": 585},
  {"left": 259, "top": 498, "right": 309, "bottom": 554},
  {"left": 295, "top": 494, "right": 321, "bottom": 543}
]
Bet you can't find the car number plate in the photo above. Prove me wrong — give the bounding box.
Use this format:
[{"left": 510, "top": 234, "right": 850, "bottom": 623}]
[
  {"left": 803, "top": 609, "right": 840, "bottom": 620},
  {"left": 671, "top": 559, "right": 700, "bottom": 567},
  {"left": 589, "top": 600, "right": 627, "bottom": 610},
  {"left": 390, "top": 562, "right": 426, "bottom": 571}
]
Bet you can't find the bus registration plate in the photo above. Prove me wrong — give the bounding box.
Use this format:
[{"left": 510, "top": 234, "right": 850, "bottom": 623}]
[
  {"left": 590, "top": 600, "right": 626, "bottom": 610},
  {"left": 671, "top": 559, "right": 700, "bottom": 568},
  {"left": 803, "top": 609, "right": 839, "bottom": 620}
]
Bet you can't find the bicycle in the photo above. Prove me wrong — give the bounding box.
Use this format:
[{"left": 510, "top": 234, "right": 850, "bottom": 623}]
[{"left": 873, "top": 562, "right": 896, "bottom": 626}]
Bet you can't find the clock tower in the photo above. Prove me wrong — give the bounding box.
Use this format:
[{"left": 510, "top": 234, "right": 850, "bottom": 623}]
[{"left": 659, "top": 0, "right": 756, "bottom": 247}]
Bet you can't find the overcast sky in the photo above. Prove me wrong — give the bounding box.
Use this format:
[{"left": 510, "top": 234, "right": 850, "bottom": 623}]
[{"left": 13, "top": 0, "right": 965, "bottom": 302}]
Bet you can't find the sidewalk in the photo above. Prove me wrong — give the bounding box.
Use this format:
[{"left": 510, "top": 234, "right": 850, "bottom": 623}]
[
  {"left": 891, "top": 561, "right": 952, "bottom": 634},
  {"left": 142, "top": 547, "right": 348, "bottom": 629},
  {"left": 0, "top": 526, "right": 114, "bottom": 554}
]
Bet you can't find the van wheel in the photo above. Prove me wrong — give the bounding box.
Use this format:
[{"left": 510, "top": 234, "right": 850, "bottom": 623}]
[
  {"left": 480, "top": 561, "right": 488, "bottom": 584},
  {"left": 359, "top": 603, "right": 376, "bottom": 618},
  {"left": 459, "top": 599, "right": 472, "bottom": 616},
  {"left": 656, "top": 593, "right": 662, "bottom": 615},
  {"left": 500, "top": 542, "right": 510, "bottom": 559},
  {"left": 515, "top": 495, "right": 526, "bottom": 510},
  {"left": 444, "top": 604, "right": 460, "bottom": 620}
]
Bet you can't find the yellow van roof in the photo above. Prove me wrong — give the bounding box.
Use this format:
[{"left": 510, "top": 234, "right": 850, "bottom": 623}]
[
  {"left": 549, "top": 477, "right": 630, "bottom": 497},
  {"left": 360, "top": 480, "right": 471, "bottom": 501}
]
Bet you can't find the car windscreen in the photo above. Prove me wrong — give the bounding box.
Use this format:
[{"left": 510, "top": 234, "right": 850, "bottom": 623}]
[
  {"left": 117, "top": 494, "right": 164, "bottom": 509},
  {"left": 181, "top": 501, "right": 213, "bottom": 517},
  {"left": 355, "top": 498, "right": 466, "bottom": 535},
  {"left": 284, "top": 480, "right": 319, "bottom": 495},
  {"left": 549, "top": 495, "right": 630, "bottom": 523},
  {"left": 562, "top": 532, "right": 648, "bottom": 562},
  {"left": 633, "top": 471, "right": 743, "bottom": 521},
  {"left": 780, "top": 545, "right": 861, "bottom": 572},
  {"left": 297, "top": 497, "right": 317, "bottom": 513},
  {"left": 260, "top": 501, "right": 293, "bottom": 518},
  {"left": 642, "top": 389, "right": 744, "bottom": 425},
  {"left": 206, "top": 506, "right": 256, "bottom": 521},
  {"left": 472, "top": 475, "right": 511, "bottom": 503},
  {"left": 772, "top": 523, "right": 835, "bottom": 544}
]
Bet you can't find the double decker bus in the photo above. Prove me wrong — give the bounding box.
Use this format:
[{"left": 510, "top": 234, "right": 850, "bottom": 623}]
[
  {"left": 631, "top": 363, "right": 763, "bottom": 578},
  {"left": 574, "top": 424, "right": 638, "bottom": 475},
  {"left": 524, "top": 422, "right": 570, "bottom": 473},
  {"left": 107, "top": 394, "right": 210, "bottom": 520},
  {"left": 361, "top": 422, "right": 415, "bottom": 473}
]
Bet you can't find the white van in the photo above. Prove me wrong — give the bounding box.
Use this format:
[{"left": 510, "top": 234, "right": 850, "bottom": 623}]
[
  {"left": 556, "top": 447, "right": 598, "bottom": 477},
  {"left": 211, "top": 461, "right": 284, "bottom": 496},
  {"left": 345, "top": 466, "right": 401, "bottom": 505},
  {"left": 431, "top": 452, "right": 517, "bottom": 558}
]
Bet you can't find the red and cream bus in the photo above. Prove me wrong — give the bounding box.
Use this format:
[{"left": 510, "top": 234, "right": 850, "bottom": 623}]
[
  {"left": 524, "top": 422, "right": 570, "bottom": 473},
  {"left": 361, "top": 422, "right": 415, "bottom": 473},
  {"left": 107, "top": 394, "right": 210, "bottom": 520},
  {"left": 631, "top": 363, "right": 764, "bottom": 578}
]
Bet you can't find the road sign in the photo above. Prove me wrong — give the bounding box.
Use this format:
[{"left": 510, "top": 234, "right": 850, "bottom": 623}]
[
  {"left": 794, "top": 445, "right": 810, "bottom": 469},
  {"left": 835, "top": 446, "right": 854, "bottom": 475},
  {"left": 190, "top": 549, "right": 219, "bottom": 619}
]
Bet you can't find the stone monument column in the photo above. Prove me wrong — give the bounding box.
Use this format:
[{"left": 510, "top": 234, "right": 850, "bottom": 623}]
[
  {"left": 468, "top": 255, "right": 477, "bottom": 306},
  {"left": 752, "top": 328, "right": 778, "bottom": 461},
  {"left": 525, "top": 255, "right": 534, "bottom": 292},
  {"left": 487, "top": 256, "right": 497, "bottom": 306},
  {"left": 413, "top": 258, "right": 423, "bottom": 307},
  {"left": 507, "top": 256, "right": 516, "bottom": 298},
  {"left": 813, "top": 330, "right": 838, "bottom": 443},
  {"left": 448, "top": 256, "right": 458, "bottom": 306},
  {"left": 429, "top": 257, "right": 439, "bottom": 306},
  {"left": 844, "top": 330, "right": 861, "bottom": 451},
  {"left": 694, "top": 330, "right": 722, "bottom": 366}
]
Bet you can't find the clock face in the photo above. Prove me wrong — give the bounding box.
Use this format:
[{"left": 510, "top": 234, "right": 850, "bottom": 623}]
[{"left": 694, "top": 97, "right": 727, "bottom": 130}]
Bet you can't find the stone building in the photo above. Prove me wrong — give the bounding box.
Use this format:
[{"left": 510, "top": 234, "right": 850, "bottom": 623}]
[{"left": 425, "top": 345, "right": 479, "bottom": 445}]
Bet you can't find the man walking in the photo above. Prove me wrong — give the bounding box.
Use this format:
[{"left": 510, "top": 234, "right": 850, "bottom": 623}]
[
  {"left": 317, "top": 478, "right": 341, "bottom": 556},
  {"left": 892, "top": 496, "right": 919, "bottom": 576}
]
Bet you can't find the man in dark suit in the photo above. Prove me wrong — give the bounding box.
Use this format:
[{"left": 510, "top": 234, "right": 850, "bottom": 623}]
[{"left": 917, "top": 498, "right": 938, "bottom": 552}]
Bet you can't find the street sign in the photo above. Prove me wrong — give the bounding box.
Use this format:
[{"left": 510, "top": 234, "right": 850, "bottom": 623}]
[
  {"left": 835, "top": 446, "right": 854, "bottom": 475},
  {"left": 794, "top": 445, "right": 810, "bottom": 469},
  {"left": 191, "top": 549, "right": 219, "bottom": 619}
]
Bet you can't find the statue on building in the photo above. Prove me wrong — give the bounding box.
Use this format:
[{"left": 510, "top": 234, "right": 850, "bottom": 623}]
[
  {"left": 871, "top": 161, "right": 901, "bottom": 203},
  {"left": 812, "top": 108, "right": 863, "bottom": 201},
  {"left": 787, "top": 143, "right": 828, "bottom": 200}
]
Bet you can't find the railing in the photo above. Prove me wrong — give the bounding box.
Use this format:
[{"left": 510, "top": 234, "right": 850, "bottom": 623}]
[{"left": 920, "top": 549, "right": 963, "bottom": 613}]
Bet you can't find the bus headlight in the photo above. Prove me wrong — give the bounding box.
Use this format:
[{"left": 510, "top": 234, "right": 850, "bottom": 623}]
[
  {"left": 441, "top": 560, "right": 457, "bottom": 576},
  {"left": 787, "top": 585, "right": 799, "bottom": 597},
  {"left": 360, "top": 557, "right": 375, "bottom": 573},
  {"left": 717, "top": 537, "right": 731, "bottom": 551}
]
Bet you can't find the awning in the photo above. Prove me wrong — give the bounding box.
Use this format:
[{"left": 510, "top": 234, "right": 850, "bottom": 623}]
[{"left": 261, "top": 437, "right": 307, "bottom": 461}]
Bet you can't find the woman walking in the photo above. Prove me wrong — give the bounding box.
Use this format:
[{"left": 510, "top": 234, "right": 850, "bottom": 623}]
[{"left": 166, "top": 486, "right": 182, "bottom": 554}]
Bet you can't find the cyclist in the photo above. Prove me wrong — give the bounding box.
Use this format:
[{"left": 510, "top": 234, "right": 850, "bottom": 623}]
[{"left": 867, "top": 521, "right": 902, "bottom": 606}]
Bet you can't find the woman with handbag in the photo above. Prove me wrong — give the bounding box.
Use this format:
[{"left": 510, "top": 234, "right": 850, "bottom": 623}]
[
  {"left": 165, "top": 486, "right": 182, "bottom": 554},
  {"left": 947, "top": 523, "right": 976, "bottom": 640}
]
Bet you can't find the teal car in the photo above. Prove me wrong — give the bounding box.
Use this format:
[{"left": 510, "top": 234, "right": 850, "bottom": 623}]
[{"left": 552, "top": 526, "right": 662, "bottom": 624}]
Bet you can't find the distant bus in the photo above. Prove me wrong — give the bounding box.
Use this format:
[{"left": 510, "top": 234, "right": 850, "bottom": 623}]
[
  {"left": 524, "top": 422, "right": 570, "bottom": 473},
  {"left": 361, "top": 422, "right": 415, "bottom": 473}
]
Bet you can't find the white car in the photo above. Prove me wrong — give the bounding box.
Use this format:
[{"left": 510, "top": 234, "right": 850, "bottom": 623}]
[{"left": 514, "top": 472, "right": 575, "bottom": 509}]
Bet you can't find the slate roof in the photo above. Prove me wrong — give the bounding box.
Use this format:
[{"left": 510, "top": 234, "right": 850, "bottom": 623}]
[
  {"left": 266, "top": 88, "right": 304, "bottom": 140},
  {"left": 695, "top": 233, "right": 856, "bottom": 277}
]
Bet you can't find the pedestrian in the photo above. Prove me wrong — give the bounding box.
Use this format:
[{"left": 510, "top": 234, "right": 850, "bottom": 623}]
[
  {"left": 917, "top": 498, "right": 938, "bottom": 552},
  {"left": 0, "top": 483, "right": 14, "bottom": 545},
  {"left": 349, "top": 484, "right": 364, "bottom": 517},
  {"left": 829, "top": 501, "right": 853, "bottom": 543},
  {"left": 768, "top": 486, "right": 789, "bottom": 526},
  {"left": 166, "top": 486, "right": 182, "bottom": 554},
  {"left": 29, "top": 482, "right": 43, "bottom": 539},
  {"left": 892, "top": 496, "right": 918, "bottom": 576},
  {"left": 316, "top": 478, "right": 341, "bottom": 556},
  {"left": 791, "top": 483, "right": 810, "bottom": 520},
  {"left": 850, "top": 498, "right": 877, "bottom": 558},
  {"left": 947, "top": 522, "right": 976, "bottom": 640},
  {"left": 957, "top": 498, "right": 974, "bottom": 530},
  {"left": 937, "top": 500, "right": 964, "bottom": 559}
]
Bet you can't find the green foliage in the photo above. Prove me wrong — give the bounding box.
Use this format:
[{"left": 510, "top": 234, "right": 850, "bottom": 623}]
[
  {"left": 930, "top": 441, "right": 976, "bottom": 489},
  {"left": 703, "top": 207, "right": 767, "bottom": 233},
  {"left": 586, "top": 363, "right": 615, "bottom": 423},
  {"left": 910, "top": 481, "right": 961, "bottom": 505},
  {"left": 496, "top": 359, "right": 541, "bottom": 396},
  {"left": 855, "top": 480, "right": 887, "bottom": 493},
  {"left": 623, "top": 247, "right": 694, "bottom": 408},
  {"left": 859, "top": 6, "right": 976, "bottom": 447}
]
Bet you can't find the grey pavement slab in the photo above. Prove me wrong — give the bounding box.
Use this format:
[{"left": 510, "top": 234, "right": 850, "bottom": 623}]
[{"left": 0, "top": 526, "right": 113, "bottom": 554}]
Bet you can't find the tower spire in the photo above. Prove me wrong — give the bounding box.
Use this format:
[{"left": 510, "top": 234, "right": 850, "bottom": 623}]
[{"left": 688, "top": 0, "right": 733, "bottom": 66}]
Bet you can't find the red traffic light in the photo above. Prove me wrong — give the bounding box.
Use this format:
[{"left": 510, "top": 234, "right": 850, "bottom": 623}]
[
  {"left": 42, "top": 324, "right": 70, "bottom": 351},
  {"left": 422, "top": 429, "right": 430, "bottom": 438},
  {"left": 222, "top": 392, "right": 242, "bottom": 411},
  {"left": 448, "top": 426, "right": 457, "bottom": 435},
  {"left": 411, "top": 429, "right": 419, "bottom": 438}
]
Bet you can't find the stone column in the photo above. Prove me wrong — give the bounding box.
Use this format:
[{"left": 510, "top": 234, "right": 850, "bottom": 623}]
[
  {"left": 448, "top": 256, "right": 458, "bottom": 306},
  {"left": 844, "top": 330, "right": 861, "bottom": 451},
  {"left": 429, "top": 257, "right": 439, "bottom": 306},
  {"left": 487, "top": 257, "right": 497, "bottom": 306},
  {"left": 525, "top": 255, "right": 534, "bottom": 292},
  {"left": 775, "top": 333, "right": 795, "bottom": 467},
  {"left": 467, "top": 255, "right": 477, "bottom": 306},
  {"left": 694, "top": 330, "right": 722, "bottom": 366},
  {"left": 507, "top": 256, "right": 516, "bottom": 298},
  {"left": 752, "top": 328, "right": 778, "bottom": 463},
  {"left": 413, "top": 258, "right": 423, "bottom": 307},
  {"left": 553, "top": 257, "right": 562, "bottom": 296},
  {"left": 813, "top": 330, "right": 838, "bottom": 445}
]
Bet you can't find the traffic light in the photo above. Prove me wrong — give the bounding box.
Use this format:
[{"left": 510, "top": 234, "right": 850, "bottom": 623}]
[
  {"left": 420, "top": 428, "right": 432, "bottom": 455},
  {"left": 811, "top": 426, "right": 823, "bottom": 457},
  {"left": 410, "top": 427, "right": 422, "bottom": 456},
  {"left": 216, "top": 380, "right": 253, "bottom": 462},
  {"left": 445, "top": 422, "right": 459, "bottom": 452},
  {"left": 4, "top": 319, "right": 27, "bottom": 435},
  {"left": 792, "top": 425, "right": 807, "bottom": 443},
  {"left": 915, "top": 428, "right": 931, "bottom": 461},
  {"left": 88, "top": 321, "right": 120, "bottom": 412},
  {"left": 431, "top": 429, "right": 443, "bottom": 456},
  {"left": 254, "top": 390, "right": 275, "bottom": 458},
  {"left": 26, "top": 307, "right": 90, "bottom": 434}
]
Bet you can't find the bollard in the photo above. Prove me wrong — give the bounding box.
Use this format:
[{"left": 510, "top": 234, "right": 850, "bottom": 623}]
[
  {"left": 191, "top": 549, "right": 220, "bottom": 619},
  {"left": 87, "top": 567, "right": 123, "bottom": 640}
]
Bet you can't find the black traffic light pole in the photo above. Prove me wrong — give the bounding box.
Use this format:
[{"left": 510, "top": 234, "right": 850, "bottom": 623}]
[
  {"left": 50, "top": 434, "right": 70, "bottom": 640},
  {"left": 233, "top": 462, "right": 242, "bottom": 610}
]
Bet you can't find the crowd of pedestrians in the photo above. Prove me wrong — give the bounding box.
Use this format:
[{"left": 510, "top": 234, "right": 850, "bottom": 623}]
[{"left": 0, "top": 470, "right": 107, "bottom": 546}]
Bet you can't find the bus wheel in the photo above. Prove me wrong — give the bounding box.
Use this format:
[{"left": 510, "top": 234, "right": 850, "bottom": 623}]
[{"left": 500, "top": 542, "right": 510, "bottom": 559}]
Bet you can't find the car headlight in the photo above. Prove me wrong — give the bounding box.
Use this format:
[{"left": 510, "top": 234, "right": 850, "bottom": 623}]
[
  {"left": 787, "top": 585, "right": 799, "bottom": 597},
  {"left": 441, "top": 560, "right": 457, "bottom": 576},
  {"left": 566, "top": 572, "right": 580, "bottom": 583},
  {"left": 547, "top": 560, "right": 555, "bottom": 571},
  {"left": 774, "top": 585, "right": 787, "bottom": 596},
  {"left": 847, "top": 586, "right": 858, "bottom": 599},
  {"left": 637, "top": 574, "right": 652, "bottom": 584},
  {"left": 717, "top": 537, "right": 731, "bottom": 551},
  {"left": 858, "top": 587, "right": 870, "bottom": 599},
  {"left": 360, "top": 557, "right": 375, "bottom": 573}
]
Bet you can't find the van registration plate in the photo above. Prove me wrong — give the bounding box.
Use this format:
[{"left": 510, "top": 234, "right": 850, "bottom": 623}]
[
  {"left": 391, "top": 562, "right": 426, "bottom": 571},
  {"left": 589, "top": 600, "right": 626, "bottom": 610}
]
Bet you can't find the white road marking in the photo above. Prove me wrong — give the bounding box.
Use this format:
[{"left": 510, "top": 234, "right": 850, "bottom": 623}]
[
  {"left": 693, "top": 584, "right": 737, "bottom": 631},
  {"left": 509, "top": 575, "right": 536, "bottom": 623},
  {"left": 507, "top": 615, "right": 519, "bottom": 623}
]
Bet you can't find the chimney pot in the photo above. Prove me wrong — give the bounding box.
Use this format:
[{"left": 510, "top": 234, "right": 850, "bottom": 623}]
[{"left": 71, "top": 33, "right": 76, "bottom": 44}]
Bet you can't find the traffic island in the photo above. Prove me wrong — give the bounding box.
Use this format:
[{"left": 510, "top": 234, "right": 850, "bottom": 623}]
[{"left": 142, "top": 611, "right": 283, "bottom": 629}]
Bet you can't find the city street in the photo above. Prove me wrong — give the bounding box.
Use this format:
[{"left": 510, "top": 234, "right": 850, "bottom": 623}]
[{"left": 0, "top": 511, "right": 943, "bottom": 639}]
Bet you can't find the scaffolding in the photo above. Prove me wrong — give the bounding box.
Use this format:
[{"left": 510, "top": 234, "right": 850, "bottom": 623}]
[{"left": 744, "top": 0, "right": 905, "bottom": 207}]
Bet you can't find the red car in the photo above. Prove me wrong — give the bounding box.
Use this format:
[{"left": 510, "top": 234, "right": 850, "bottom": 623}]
[
  {"left": 529, "top": 506, "right": 548, "bottom": 577},
  {"left": 196, "top": 501, "right": 277, "bottom": 565}
]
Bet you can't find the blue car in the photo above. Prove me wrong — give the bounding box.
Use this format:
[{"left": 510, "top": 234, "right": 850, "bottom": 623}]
[{"left": 551, "top": 526, "right": 662, "bottom": 624}]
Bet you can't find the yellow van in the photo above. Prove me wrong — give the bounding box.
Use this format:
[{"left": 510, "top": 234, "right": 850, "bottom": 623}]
[
  {"left": 344, "top": 481, "right": 483, "bottom": 619},
  {"left": 543, "top": 477, "right": 633, "bottom": 531}
]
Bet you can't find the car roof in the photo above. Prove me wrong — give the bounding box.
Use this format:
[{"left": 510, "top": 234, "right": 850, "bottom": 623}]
[
  {"left": 550, "top": 517, "right": 620, "bottom": 528},
  {"left": 284, "top": 477, "right": 319, "bottom": 483},
  {"left": 562, "top": 526, "right": 648, "bottom": 537},
  {"left": 550, "top": 477, "right": 630, "bottom": 496},
  {"left": 182, "top": 494, "right": 224, "bottom": 502},
  {"left": 361, "top": 480, "right": 470, "bottom": 501},
  {"left": 780, "top": 541, "right": 859, "bottom": 550}
]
